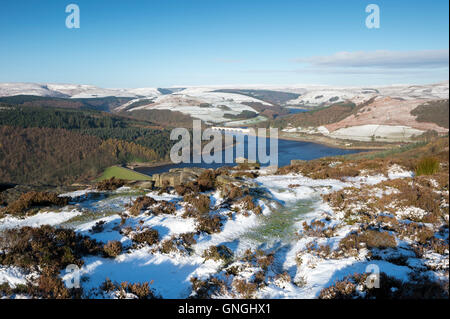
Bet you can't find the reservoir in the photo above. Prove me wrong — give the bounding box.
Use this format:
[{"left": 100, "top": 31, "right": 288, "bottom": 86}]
[
  {"left": 135, "top": 134, "right": 366, "bottom": 175},
  {"left": 287, "top": 108, "right": 310, "bottom": 114}
]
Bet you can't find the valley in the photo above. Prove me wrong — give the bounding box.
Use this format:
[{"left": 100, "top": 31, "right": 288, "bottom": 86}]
[
  {"left": 0, "top": 81, "right": 448, "bottom": 300},
  {"left": 1, "top": 81, "right": 447, "bottom": 146},
  {"left": 0, "top": 137, "right": 448, "bottom": 299}
]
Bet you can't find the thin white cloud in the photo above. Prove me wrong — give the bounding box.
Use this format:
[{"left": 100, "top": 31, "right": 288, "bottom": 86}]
[
  {"left": 214, "top": 59, "right": 243, "bottom": 64},
  {"left": 245, "top": 67, "right": 448, "bottom": 76},
  {"left": 295, "top": 49, "right": 449, "bottom": 68}
]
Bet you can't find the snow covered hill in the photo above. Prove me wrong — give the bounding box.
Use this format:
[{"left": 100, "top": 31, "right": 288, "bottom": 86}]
[
  {"left": 0, "top": 156, "right": 448, "bottom": 299},
  {"left": 2, "top": 81, "right": 447, "bottom": 105},
  {"left": 284, "top": 82, "right": 449, "bottom": 106},
  {"left": 0, "top": 82, "right": 161, "bottom": 99},
  {"left": 118, "top": 88, "right": 272, "bottom": 123},
  {"left": 1, "top": 81, "right": 448, "bottom": 127}
]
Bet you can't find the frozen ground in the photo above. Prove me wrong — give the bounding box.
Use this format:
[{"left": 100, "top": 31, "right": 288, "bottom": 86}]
[
  {"left": 122, "top": 90, "right": 265, "bottom": 124},
  {"left": 285, "top": 82, "right": 449, "bottom": 106},
  {"left": 1, "top": 163, "right": 441, "bottom": 299},
  {"left": 1, "top": 82, "right": 447, "bottom": 104},
  {"left": 328, "top": 124, "right": 425, "bottom": 142}
]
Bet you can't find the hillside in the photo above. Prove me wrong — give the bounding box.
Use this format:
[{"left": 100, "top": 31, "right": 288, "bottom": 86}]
[
  {"left": 0, "top": 83, "right": 161, "bottom": 99},
  {"left": 1, "top": 81, "right": 448, "bottom": 144},
  {"left": 278, "top": 98, "right": 449, "bottom": 144},
  {"left": 0, "top": 95, "right": 134, "bottom": 112},
  {"left": 284, "top": 82, "right": 449, "bottom": 107},
  {"left": 115, "top": 88, "right": 271, "bottom": 124},
  {"left": 325, "top": 98, "right": 448, "bottom": 134},
  {"left": 0, "top": 136, "right": 447, "bottom": 299},
  {"left": 1, "top": 81, "right": 448, "bottom": 129},
  {"left": 0, "top": 106, "right": 175, "bottom": 185}
]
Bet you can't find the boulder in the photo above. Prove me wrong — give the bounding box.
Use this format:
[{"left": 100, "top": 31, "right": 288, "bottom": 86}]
[
  {"left": 216, "top": 175, "right": 238, "bottom": 186},
  {"left": 131, "top": 181, "right": 155, "bottom": 189},
  {"left": 183, "top": 167, "right": 206, "bottom": 176},
  {"left": 152, "top": 167, "right": 206, "bottom": 188},
  {"left": 180, "top": 171, "right": 197, "bottom": 184},
  {"left": 161, "top": 172, "right": 181, "bottom": 187}
]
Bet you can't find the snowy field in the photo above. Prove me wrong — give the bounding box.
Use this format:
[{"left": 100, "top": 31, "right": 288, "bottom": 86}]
[
  {"left": 328, "top": 124, "right": 425, "bottom": 142},
  {"left": 1, "top": 82, "right": 447, "bottom": 104},
  {"left": 2, "top": 162, "right": 445, "bottom": 299}
]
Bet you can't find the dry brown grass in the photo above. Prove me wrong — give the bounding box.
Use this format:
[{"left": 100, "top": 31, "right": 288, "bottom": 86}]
[
  {"left": 324, "top": 174, "right": 447, "bottom": 225},
  {"left": 380, "top": 179, "right": 443, "bottom": 224},
  {"left": 118, "top": 281, "right": 158, "bottom": 299},
  {"left": 337, "top": 229, "right": 397, "bottom": 257},
  {"left": 202, "top": 245, "right": 233, "bottom": 264},
  {"left": 132, "top": 228, "right": 160, "bottom": 246},
  {"left": 180, "top": 232, "right": 197, "bottom": 247},
  {"left": 220, "top": 184, "right": 245, "bottom": 201},
  {"left": 197, "top": 170, "right": 217, "bottom": 191},
  {"left": 0, "top": 268, "right": 83, "bottom": 299},
  {"left": 190, "top": 276, "right": 227, "bottom": 299},
  {"left": 277, "top": 159, "right": 361, "bottom": 180},
  {"left": 101, "top": 278, "right": 159, "bottom": 299},
  {"left": 175, "top": 181, "right": 200, "bottom": 196},
  {"left": 320, "top": 272, "right": 449, "bottom": 299},
  {"left": 5, "top": 191, "right": 70, "bottom": 216},
  {"left": 183, "top": 194, "right": 211, "bottom": 217},
  {"left": 362, "top": 230, "right": 397, "bottom": 248},
  {"left": 129, "top": 196, "right": 157, "bottom": 216},
  {"left": 159, "top": 238, "right": 177, "bottom": 254},
  {"left": 0, "top": 225, "right": 101, "bottom": 271},
  {"left": 233, "top": 279, "right": 258, "bottom": 299},
  {"left": 397, "top": 222, "right": 434, "bottom": 244},
  {"left": 302, "top": 220, "right": 336, "bottom": 238},
  {"left": 158, "top": 232, "right": 197, "bottom": 254},
  {"left": 319, "top": 279, "right": 356, "bottom": 299},
  {"left": 103, "top": 240, "right": 123, "bottom": 258},
  {"left": 279, "top": 137, "right": 449, "bottom": 182},
  {"left": 152, "top": 200, "right": 176, "bottom": 216},
  {"left": 32, "top": 271, "right": 74, "bottom": 299},
  {"left": 196, "top": 215, "right": 223, "bottom": 234},
  {"left": 256, "top": 253, "right": 275, "bottom": 271},
  {"left": 237, "top": 195, "right": 262, "bottom": 215},
  {"left": 306, "top": 241, "right": 333, "bottom": 258},
  {"left": 95, "top": 177, "right": 126, "bottom": 191},
  {"left": 253, "top": 271, "right": 266, "bottom": 286}
]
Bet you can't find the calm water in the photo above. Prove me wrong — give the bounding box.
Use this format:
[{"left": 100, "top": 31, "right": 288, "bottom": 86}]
[
  {"left": 135, "top": 134, "right": 366, "bottom": 175},
  {"left": 287, "top": 108, "right": 310, "bottom": 114}
]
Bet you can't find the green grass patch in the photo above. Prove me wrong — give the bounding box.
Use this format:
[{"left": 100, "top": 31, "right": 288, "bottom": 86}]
[
  {"left": 245, "top": 199, "right": 314, "bottom": 244},
  {"left": 415, "top": 157, "right": 440, "bottom": 176},
  {"left": 342, "top": 142, "right": 427, "bottom": 161},
  {"left": 97, "top": 166, "right": 151, "bottom": 181},
  {"left": 60, "top": 210, "right": 119, "bottom": 228}
]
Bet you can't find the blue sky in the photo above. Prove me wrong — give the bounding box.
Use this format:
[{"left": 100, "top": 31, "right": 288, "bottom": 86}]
[{"left": 0, "top": 0, "right": 448, "bottom": 87}]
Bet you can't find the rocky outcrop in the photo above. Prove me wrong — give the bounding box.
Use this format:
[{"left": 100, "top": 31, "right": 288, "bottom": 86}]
[
  {"left": 152, "top": 167, "right": 207, "bottom": 187},
  {"left": 128, "top": 181, "right": 155, "bottom": 189},
  {"left": 216, "top": 175, "right": 237, "bottom": 186}
]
